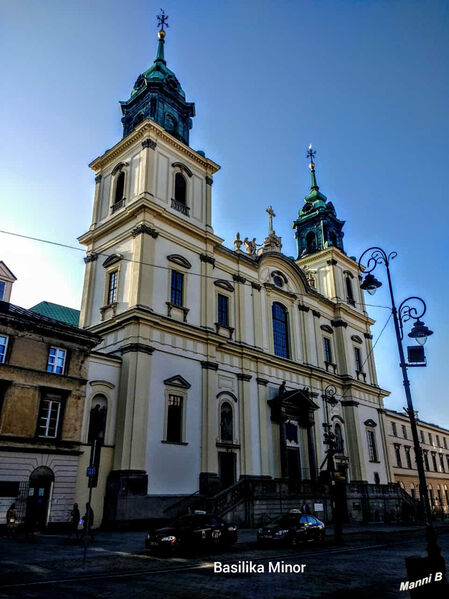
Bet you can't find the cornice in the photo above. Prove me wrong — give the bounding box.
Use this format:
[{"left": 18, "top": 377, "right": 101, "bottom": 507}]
[{"left": 89, "top": 120, "right": 220, "bottom": 174}]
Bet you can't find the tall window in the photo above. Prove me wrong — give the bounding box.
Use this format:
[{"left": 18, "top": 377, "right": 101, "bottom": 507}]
[
  {"left": 429, "top": 486, "right": 434, "bottom": 506},
  {"left": 402, "top": 424, "right": 407, "bottom": 439},
  {"left": 170, "top": 271, "right": 184, "bottom": 306},
  {"left": 114, "top": 171, "right": 125, "bottom": 205},
  {"left": 107, "top": 271, "right": 118, "bottom": 304},
  {"left": 335, "top": 423, "right": 344, "bottom": 454},
  {"left": 272, "top": 302, "right": 289, "bottom": 358},
  {"left": 220, "top": 402, "right": 233, "bottom": 442},
  {"left": 323, "top": 337, "right": 332, "bottom": 363},
  {"left": 394, "top": 444, "right": 402, "bottom": 468},
  {"left": 431, "top": 452, "right": 438, "bottom": 471},
  {"left": 37, "top": 394, "right": 62, "bottom": 438},
  {"left": 444, "top": 438, "right": 447, "bottom": 450},
  {"left": 47, "top": 347, "right": 67, "bottom": 374},
  {"left": 423, "top": 451, "right": 430, "bottom": 471},
  {"left": 354, "top": 347, "right": 362, "bottom": 372},
  {"left": 436, "top": 434, "right": 440, "bottom": 447},
  {"left": 366, "top": 429, "right": 378, "bottom": 462},
  {"left": 437, "top": 488, "right": 443, "bottom": 506},
  {"left": 440, "top": 454, "right": 445, "bottom": 473},
  {"left": 410, "top": 485, "right": 416, "bottom": 500},
  {"left": 445, "top": 487, "right": 449, "bottom": 504},
  {"left": 405, "top": 446, "right": 412, "bottom": 469},
  {"left": 420, "top": 430, "right": 425, "bottom": 443},
  {"left": 346, "top": 277, "right": 355, "bottom": 305},
  {"left": 428, "top": 432, "right": 433, "bottom": 444},
  {"left": 391, "top": 422, "right": 397, "bottom": 436},
  {"left": 217, "top": 294, "right": 229, "bottom": 326},
  {"left": 166, "top": 394, "right": 183, "bottom": 443},
  {"left": 174, "top": 173, "right": 186, "bottom": 205},
  {"left": 0, "top": 281, "right": 5, "bottom": 300},
  {"left": 0, "top": 335, "right": 8, "bottom": 364}
]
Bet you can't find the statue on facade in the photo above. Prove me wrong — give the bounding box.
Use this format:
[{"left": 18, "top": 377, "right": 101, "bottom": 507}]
[
  {"left": 243, "top": 237, "right": 258, "bottom": 255},
  {"left": 233, "top": 232, "right": 243, "bottom": 251}
]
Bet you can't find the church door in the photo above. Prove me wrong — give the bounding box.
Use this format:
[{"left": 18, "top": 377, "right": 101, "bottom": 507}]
[
  {"left": 287, "top": 447, "right": 301, "bottom": 482},
  {"left": 218, "top": 452, "right": 236, "bottom": 489}
]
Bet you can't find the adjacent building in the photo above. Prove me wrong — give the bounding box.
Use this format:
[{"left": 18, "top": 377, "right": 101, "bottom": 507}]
[
  {"left": 386, "top": 409, "right": 449, "bottom": 515},
  {"left": 0, "top": 300, "right": 99, "bottom": 529}
]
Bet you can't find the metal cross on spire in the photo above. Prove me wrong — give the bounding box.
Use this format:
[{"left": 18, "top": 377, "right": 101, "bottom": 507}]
[
  {"left": 307, "top": 144, "right": 316, "bottom": 169},
  {"left": 157, "top": 9, "right": 169, "bottom": 32}
]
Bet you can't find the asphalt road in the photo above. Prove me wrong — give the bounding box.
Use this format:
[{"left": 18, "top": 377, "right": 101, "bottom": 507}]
[{"left": 0, "top": 528, "right": 448, "bottom": 598}]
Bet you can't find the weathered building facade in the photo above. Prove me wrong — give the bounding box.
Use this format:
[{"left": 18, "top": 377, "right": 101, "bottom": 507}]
[
  {"left": 76, "top": 26, "right": 398, "bottom": 525},
  {"left": 0, "top": 301, "right": 99, "bottom": 529}
]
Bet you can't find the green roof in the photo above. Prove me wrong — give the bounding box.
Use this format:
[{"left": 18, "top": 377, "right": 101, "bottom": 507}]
[{"left": 29, "top": 301, "right": 80, "bottom": 326}]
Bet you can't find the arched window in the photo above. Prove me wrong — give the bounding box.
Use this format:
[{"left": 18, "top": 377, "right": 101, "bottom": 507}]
[
  {"left": 272, "top": 302, "right": 289, "bottom": 358},
  {"left": 174, "top": 173, "right": 186, "bottom": 205},
  {"left": 114, "top": 171, "right": 125, "bottom": 205},
  {"left": 220, "top": 402, "right": 233, "bottom": 443},
  {"left": 346, "top": 277, "right": 355, "bottom": 305},
  {"left": 88, "top": 394, "right": 108, "bottom": 444},
  {"left": 306, "top": 231, "right": 316, "bottom": 254},
  {"left": 329, "top": 231, "right": 337, "bottom": 246},
  {"left": 335, "top": 423, "right": 344, "bottom": 454}
]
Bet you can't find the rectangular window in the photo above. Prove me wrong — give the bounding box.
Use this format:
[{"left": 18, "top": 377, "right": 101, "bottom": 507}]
[
  {"left": 436, "top": 435, "right": 440, "bottom": 447},
  {"left": 444, "top": 438, "right": 447, "bottom": 450},
  {"left": 431, "top": 452, "right": 438, "bottom": 471},
  {"left": 0, "top": 335, "right": 8, "bottom": 364},
  {"left": 37, "top": 395, "right": 62, "bottom": 438},
  {"left": 394, "top": 444, "right": 402, "bottom": 468},
  {"left": 437, "top": 489, "right": 442, "bottom": 505},
  {"left": 47, "top": 347, "right": 67, "bottom": 374},
  {"left": 445, "top": 489, "right": 449, "bottom": 504},
  {"left": 170, "top": 271, "right": 184, "bottom": 307},
  {"left": 429, "top": 432, "right": 432, "bottom": 444},
  {"left": 217, "top": 294, "right": 229, "bottom": 326},
  {"left": 0, "top": 281, "right": 5, "bottom": 301},
  {"left": 405, "top": 447, "right": 412, "bottom": 469},
  {"left": 402, "top": 425, "right": 407, "bottom": 439},
  {"left": 323, "top": 338, "right": 332, "bottom": 363},
  {"left": 367, "top": 430, "right": 378, "bottom": 462},
  {"left": 423, "top": 451, "right": 429, "bottom": 471},
  {"left": 354, "top": 347, "right": 362, "bottom": 372},
  {"left": 420, "top": 430, "right": 425, "bottom": 443},
  {"left": 166, "top": 394, "right": 183, "bottom": 443},
  {"left": 107, "top": 270, "right": 118, "bottom": 304},
  {"left": 411, "top": 487, "right": 416, "bottom": 500},
  {"left": 446, "top": 455, "right": 449, "bottom": 471},
  {"left": 391, "top": 422, "right": 397, "bottom": 436},
  {"left": 440, "top": 454, "right": 445, "bottom": 473}
]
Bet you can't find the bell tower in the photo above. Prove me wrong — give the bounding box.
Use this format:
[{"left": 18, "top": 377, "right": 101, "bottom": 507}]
[
  {"left": 292, "top": 146, "right": 345, "bottom": 259},
  {"left": 120, "top": 10, "right": 195, "bottom": 145}
]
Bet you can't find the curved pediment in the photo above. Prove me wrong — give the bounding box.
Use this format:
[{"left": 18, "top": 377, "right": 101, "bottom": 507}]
[
  {"left": 320, "top": 324, "right": 334, "bottom": 334},
  {"left": 167, "top": 254, "right": 192, "bottom": 269},
  {"left": 102, "top": 253, "right": 123, "bottom": 268},
  {"left": 351, "top": 335, "right": 363, "bottom": 344},
  {"left": 214, "top": 279, "right": 234, "bottom": 292},
  {"left": 257, "top": 252, "right": 310, "bottom": 294}
]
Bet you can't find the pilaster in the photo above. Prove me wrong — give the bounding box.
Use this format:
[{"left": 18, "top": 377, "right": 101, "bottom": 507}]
[
  {"left": 341, "top": 399, "right": 366, "bottom": 481},
  {"left": 237, "top": 373, "right": 253, "bottom": 476}
]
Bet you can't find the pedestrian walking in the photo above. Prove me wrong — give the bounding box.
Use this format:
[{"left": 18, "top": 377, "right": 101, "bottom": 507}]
[
  {"left": 68, "top": 503, "right": 81, "bottom": 540},
  {"left": 80, "top": 503, "right": 95, "bottom": 542},
  {"left": 6, "top": 503, "right": 18, "bottom": 538}
]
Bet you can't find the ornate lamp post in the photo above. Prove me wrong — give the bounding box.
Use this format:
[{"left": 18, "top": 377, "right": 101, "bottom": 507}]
[
  {"left": 358, "top": 247, "right": 444, "bottom": 576},
  {"left": 321, "top": 384, "right": 344, "bottom": 545}
]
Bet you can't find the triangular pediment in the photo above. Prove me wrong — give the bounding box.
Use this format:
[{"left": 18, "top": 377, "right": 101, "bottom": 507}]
[
  {"left": 164, "top": 375, "right": 191, "bottom": 389},
  {"left": 0, "top": 261, "right": 17, "bottom": 282}
]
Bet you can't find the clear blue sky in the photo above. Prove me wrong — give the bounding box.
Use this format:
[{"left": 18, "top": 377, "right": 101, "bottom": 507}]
[{"left": 1, "top": 1, "right": 448, "bottom": 426}]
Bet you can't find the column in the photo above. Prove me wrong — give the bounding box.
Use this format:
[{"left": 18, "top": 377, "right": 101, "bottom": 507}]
[
  {"left": 141, "top": 138, "right": 157, "bottom": 195},
  {"left": 91, "top": 174, "right": 102, "bottom": 228},
  {"left": 129, "top": 223, "right": 159, "bottom": 307},
  {"left": 200, "top": 361, "right": 219, "bottom": 493},
  {"left": 79, "top": 253, "right": 98, "bottom": 328},
  {"left": 332, "top": 319, "right": 349, "bottom": 375},
  {"left": 257, "top": 377, "right": 270, "bottom": 475},
  {"left": 252, "top": 283, "right": 263, "bottom": 349},
  {"left": 200, "top": 253, "right": 215, "bottom": 330},
  {"left": 205, "top": 175, "right": 213, "bottom": 233},
  {"left": 237, "top": 373, "right": 253, "bottom": 476},
  {"left": 377, "top": 407, "right": 394, "bottom": 483},
  {"left": 233, "top": 274, "right": 246, "bottom": 342}
]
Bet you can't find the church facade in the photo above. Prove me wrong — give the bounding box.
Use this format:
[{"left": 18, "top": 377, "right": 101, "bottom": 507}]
[{"left": 77, "top": 24, "right": 395, "bottom": 525}]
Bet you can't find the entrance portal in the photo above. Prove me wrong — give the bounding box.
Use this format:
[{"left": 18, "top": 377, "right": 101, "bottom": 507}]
[
  {"left": 26, "top": 466, "right": 54, "bottom": 530},
  {"left": 218, "top": 452, "right": 236, "bottom": 489}
]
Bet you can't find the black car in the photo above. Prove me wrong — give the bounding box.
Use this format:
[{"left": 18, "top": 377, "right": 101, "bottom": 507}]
[
  {"left": 145, "top": 511, "right": 238, "bottom": 553},
  {"left": 257, "top": 511, "right": 325, "bottom": 547}
]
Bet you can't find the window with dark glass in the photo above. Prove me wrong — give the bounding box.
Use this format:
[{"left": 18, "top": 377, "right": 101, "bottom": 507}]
[
  {"left": 47, "top": 347, "right": 67, "bottom": 374},
  {"left": 391, "top": 422, "right": 397, "bottom": 436},
  {"left": 217, "top": 294, "right": 229, "bottom": 326},
  {"left": 88, "top": 394, "right": 108, "bottom": 444},
  {"left": 346, "top": 277, "right": 355, "bottom": 305},
  {"left": 170, "top": 270, "right": 184, "bottom": 306},
  {"left": 429, "top": 432, "right": 433, "bottom": 444},
  {"left": 445, "top": 488, "right": 449, "bottom": 504},
  {"left": 114, "top": 171, "right": 125, "bottom": 204},
  {"left": 107, "top": 270, "right": 118, "bottom": 304},
  {"left": 447, "top": 455, "right": 449, "bottom": 471},
  {"left": 440, "top": 454, "right": 445, "bottom": 472},
  {"left": 394, "top": 444, "right": 402, "bottom": 467},
  {"left": 432, "top": 452, "right": 438, "bottom": 471},
  {"left": 220, "top": 402, "right": 233, "bottom": 442},
  {"left": 323, "top": 337, "right": 332, "bottom": 363},
  {"left": 374, "top": 472, "right": 380, "bottom": 485},
  {"left": 437, "top": 488, "right": 442, "bottom": 505},
  {"left": 436, "top": 434, "right": 440, "bottom": 447},
  {"left": 444, "top": 438, "right": 447, "bottom": 449},
  {"left": 37, "top": 393, "right": 63, "bottom": 438},
  {"left": 420, "top": 430, "right": 425, "bottom": 443},
  {"left": 405, "top": 446, "right": 412, "bottom": 469},
  {"left": 354, "top": 347, "right": 362, "bottom": 372},
  {"left": 273, "top": 275, "right": 283, "bottom": 288},
  {"left": 0, "top": 281, "right": 5, "bottom": 301},
  {"left": 0, "top": 335, "right": 8, "bottom": 364},
  {"left": 429, "top": 487, "right": 434, "bottom": 505},
  {"left": 366, "top": 429, "right": 378, "bottom": 462},
  {"left": 272, "top": 302, "right": 289, "bottom": 358},
  {"left": 306, "top": 231, "right": 316, "bottom": 254},
  {"left": 423, "top": 451, "right": 430, "bottom": 470},
  {"left": 411, "top": 486, "right": 416, "bottom": 500},
  {"left": 402, "top": 424, "right": 407, "bottom": 439},
  {"left": 166, "top": 394, "right": 183, "bottom": 443},
  {"left": 175, "top": 173, "right": 186, "bottom": 205}
]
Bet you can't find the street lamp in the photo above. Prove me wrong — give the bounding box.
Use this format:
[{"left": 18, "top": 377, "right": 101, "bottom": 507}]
[
  {"left": 321, "top": 384, "right": 344, "bottom": 545},
  {"left": 358, "top": 246, "right": 445, "bottom": 581}
]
